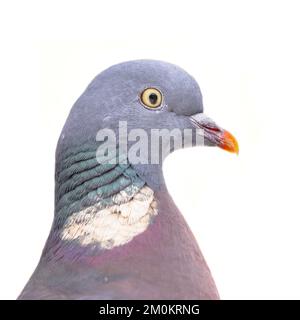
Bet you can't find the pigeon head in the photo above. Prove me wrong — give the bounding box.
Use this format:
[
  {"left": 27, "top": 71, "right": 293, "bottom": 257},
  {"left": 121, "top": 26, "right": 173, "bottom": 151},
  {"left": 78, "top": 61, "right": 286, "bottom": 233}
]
[{"left": 57, "top": 60, "right": 238, "bottom": 189}]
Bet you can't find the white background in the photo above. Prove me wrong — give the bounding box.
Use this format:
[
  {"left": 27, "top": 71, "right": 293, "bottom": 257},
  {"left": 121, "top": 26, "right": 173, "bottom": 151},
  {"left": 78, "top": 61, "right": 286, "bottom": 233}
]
[{"left": 0, "top": 0, "right": 299, "bottom": 299}]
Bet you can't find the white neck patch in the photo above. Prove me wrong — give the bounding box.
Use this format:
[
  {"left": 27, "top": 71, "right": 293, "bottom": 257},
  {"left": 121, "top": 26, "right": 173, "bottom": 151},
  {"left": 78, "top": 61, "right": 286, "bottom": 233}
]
[{"left": 60, "top": 186, "right": 157, "bottom": 249}]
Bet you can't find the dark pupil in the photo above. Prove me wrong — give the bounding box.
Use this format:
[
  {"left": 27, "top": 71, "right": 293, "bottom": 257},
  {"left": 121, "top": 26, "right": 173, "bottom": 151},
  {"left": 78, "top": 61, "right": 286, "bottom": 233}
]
[{"left": 149, "top": 93, "right": 158, "bottom": 105}]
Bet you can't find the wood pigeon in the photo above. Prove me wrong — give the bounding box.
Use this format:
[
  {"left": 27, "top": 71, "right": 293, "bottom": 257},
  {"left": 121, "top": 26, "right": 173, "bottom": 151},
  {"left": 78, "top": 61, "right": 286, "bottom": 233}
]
[{"left": 18, "top": 60, "right": 238, "bottom": 299}]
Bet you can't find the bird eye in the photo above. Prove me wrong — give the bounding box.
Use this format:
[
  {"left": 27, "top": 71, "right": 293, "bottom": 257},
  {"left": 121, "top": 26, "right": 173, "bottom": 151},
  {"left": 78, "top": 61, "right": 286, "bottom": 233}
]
[{"left": 140, "top": 88, "right": 163, "bottom": 109}]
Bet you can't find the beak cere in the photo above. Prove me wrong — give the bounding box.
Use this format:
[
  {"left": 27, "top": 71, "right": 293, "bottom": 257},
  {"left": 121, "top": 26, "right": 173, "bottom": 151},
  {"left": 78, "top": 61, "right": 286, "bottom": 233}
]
[{"left": 190, "top": 113, "right": 239, "bottom": 154}]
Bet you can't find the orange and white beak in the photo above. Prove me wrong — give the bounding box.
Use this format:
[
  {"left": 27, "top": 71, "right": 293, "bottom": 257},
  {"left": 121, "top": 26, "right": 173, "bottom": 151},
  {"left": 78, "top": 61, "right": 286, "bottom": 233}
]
[{"left": 190, "top": 113, "right": 239, "bottom": 154}]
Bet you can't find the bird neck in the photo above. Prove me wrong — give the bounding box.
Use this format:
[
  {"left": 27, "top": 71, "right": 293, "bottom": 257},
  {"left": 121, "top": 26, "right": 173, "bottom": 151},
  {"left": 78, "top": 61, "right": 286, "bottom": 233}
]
[
  {"left": 42, "top": 141, "right": 168, "bottom": 261},
  {"left": 38, "top": 142, "right": 215, "bottom": 298}
]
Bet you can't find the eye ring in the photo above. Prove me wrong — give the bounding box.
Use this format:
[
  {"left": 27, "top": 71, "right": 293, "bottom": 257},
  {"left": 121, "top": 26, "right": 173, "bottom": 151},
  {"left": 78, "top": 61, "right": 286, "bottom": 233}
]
[{"left": 140, "top": 87, "right": 163, "bottom": 109}]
